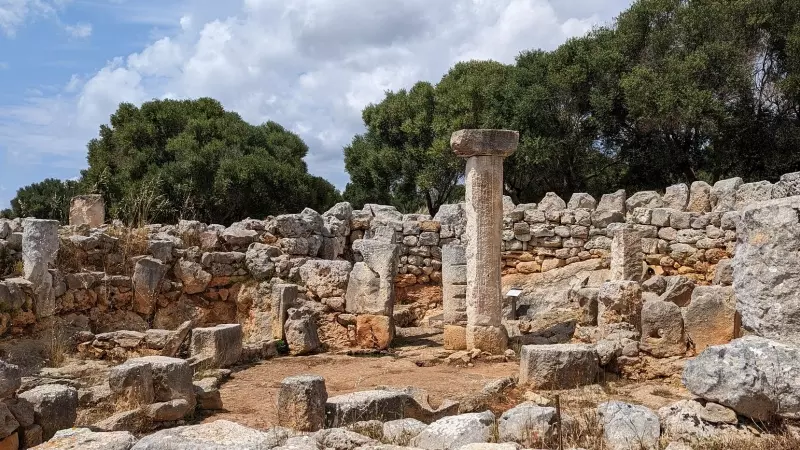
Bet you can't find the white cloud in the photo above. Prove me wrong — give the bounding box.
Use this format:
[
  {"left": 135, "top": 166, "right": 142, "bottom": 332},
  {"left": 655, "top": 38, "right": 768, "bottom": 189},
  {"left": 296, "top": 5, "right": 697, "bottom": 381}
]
[
  {"left": 1, "top": 0, "right": 631, "bottom": 190},
  {"left": 0, "top": 0, "right": 69, "bottom": 37},
  {"left": 64, "top": 21, "right": 91, "bottom": 38}
]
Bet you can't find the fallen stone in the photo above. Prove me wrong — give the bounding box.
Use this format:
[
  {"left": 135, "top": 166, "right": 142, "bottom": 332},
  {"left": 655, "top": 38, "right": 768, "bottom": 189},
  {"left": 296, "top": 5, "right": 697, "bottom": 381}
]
[
  {"left": 597, "top": 401, "right": 660, "bottom": 450},
  {"left": 313, "top": 427, "right": 378, "bottom": 449},
  {"left": 190, "top": 324, "right": 243, "bottom": 368},
  {"left": 382, "top": 418, "right": 427, "bottom": 446},
  {"left": 498, "top": 402, "right": 573, "bottom": 447},
  {"left": 325, "top": 390, "right": 413, "bottom": 428},
  {"left": 19, "top": 384, "right": 78, "bottom": 440},
  {"left": 659, "top": 400, "right": 747, "bottom": 444},
  {"left": 108, "top": 359, "right": 155, "bottom": 407},
  {"left": 131, "top": 420, "right": 290, "bottom": 449},
  {"left": 0, "top": 361, "right": 21, "bottom": 399},
  {"left": 34, "top": 427, "right": 136, "bottom": 450},
  {"left": 411, "top": 411, "right": 496, "bottom": 450},
  {"left": 355, "top": 315, "right": 392, "bottom": 350},
  {"left": 519, "top": 344, "right": 599, "bottom": 389},
  {"left": 145, "top": 399, "right": 192, "bottom": 421},
  {"left": 131, "top": 356, "right": 195, "bottom": 411},
  {"left": 193, "top": 378, "right": 223, "bottom": 411},
  {"left": 278, "top": 375, "right": 327, "bottom": 432},
  {"left": 682, "top": 336, "right": 800, "bottom": 420},
  {"left": 598, "top": 281, "right": 642, "bottom": 328}
]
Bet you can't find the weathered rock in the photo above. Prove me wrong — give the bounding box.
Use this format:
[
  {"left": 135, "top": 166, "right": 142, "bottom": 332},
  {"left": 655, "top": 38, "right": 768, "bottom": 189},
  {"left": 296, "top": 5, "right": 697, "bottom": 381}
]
[
  {"left": 597, "top": 281, "right": 642, "bottom": 328},
  {"left": 132, "top": 257, "right": 168, "bottom": 316},
  {"left": 660, "top": 276, "right": 694, "bottom": 307},
  {"left": 299, "top": 260, "right": 352, "bottom": 299},
  {"left": 0, "top": 403, "right": 18, "bottom": 439},
  {"left": 537, "top": 193, "right": 566, "bottom": 212},
  {"left": 131, "top": 356, "right": 195, "bottom": 411},
  {"left": 193, "top": 378, "right": 223, "bottom": 411},
  {"left": 735, "top": 181, "right": 773, "bottom": 209},
  {"left": 244, "top": 243, "right": 279, "bottom": 280},
  {"left": 41, "top": 427, "right": 136, "bottom": 450},
  {"left": 682, "top": 336, "right": 800, "bottom": 420},
  {"left": 597, "top": 401, "right": 660, "bottom": 450},
  {"left": 597, "top": 190, "right": 626, "bottom": 214},
  {"left": 711, "top": 177, "right": 743, "bottom": 212},
  {"left": 0, "top": 361, "right": 21, "bottom": 399},
  {"left": 5, "top": 398, "right": 33, "bottom": 428},
  {"left": 626, "top": 191, "right": 663, "bottom": 211},
  {"left": 641, "top": 276, "right": 666, "bottom": 295},
  {"left": 687, "top": 181, "right": 712, "bottom": 213},
  {"left": 174, "top": 260, "right": 211, "bottom": 295},
  {"left": 609, "top": 225, "right": 643, "bottom": 282},
  {"left": 69, "top": 195, "right": 105, "bottom": 227},
  {"left": 21, "top": 424, "right": 42, "bottom": 448},
  {"left": 733, "top": 196, "right": 800, "bottom": 345},
  {"left": 355, "top": 315, "right": 392, "bottom": 350},
  {"left": 684, "top": 286, "right": 736, "bottom": 352},
  {"left": 347, "top": 240, "right": 398, "bottom": 316},
  {"left": 145, "top": 399, "right": 192, "bottom": 422},
  {"left": 382, "top": 418, "right": 427, "bottom": 446},
  {"left": 567, "top": 193, "right": 596, "bottom": 210},
  {"left": 313, "top": 427, "right": 378, "bottom": 449},
  {"left": 325, "top": 390, "right": 412, "bottom": 428},
  {"left": 131, "top": 420, "right": 288, "bottom": 449},
  {"left": 640, "top": 299, "right": 686, "bottom": 357},
  {"left": 498, "top": 402, "right": 573, "bottom": 447},
  {"left": 519, "top": 344, "right": 599, "bottom": 389},
  {"left": 190, "top": 324, "right": 243, "bottom": 368},
  {"left": 411, "top": 411, "right": 496, "bottom": 450},
  {"left": 659, "top": 400, "right": 745, "bottom": 443},
  {"left": 22, "top": 219, "right": 59, "bottom": 318},
  {"left": 284, "top": 308, "right": 321, "bottom": 356},
  {"left": 772, "top": 171, "right": 800, "bottom": 198},
  {"left": 108, "top": 360, "right": 155, "bottom": 407},
  {"left": 19, "top": 384, "right": 78, "bottom": 440},
  {"left": 662, "top": 184, "right": 689, "bottom": 211},
  {"left": 278, "top": 375, "right": 327, "bottom": 432}
]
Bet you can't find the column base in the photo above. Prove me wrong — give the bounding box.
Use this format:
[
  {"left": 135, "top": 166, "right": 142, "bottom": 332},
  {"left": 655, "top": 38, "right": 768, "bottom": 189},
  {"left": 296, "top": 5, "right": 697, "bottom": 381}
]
[
  {"left": 443, "top": 325, "right": 467, "bottom": 350},
  {"left": 466, "top": 325, "right": 508, "bottom": 355}
]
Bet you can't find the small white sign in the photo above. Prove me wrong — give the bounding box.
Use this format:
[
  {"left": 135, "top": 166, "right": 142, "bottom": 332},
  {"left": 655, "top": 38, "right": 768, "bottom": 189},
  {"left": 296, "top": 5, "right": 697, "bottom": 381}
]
[{"left": 506, "top": 288, "right": 523, "bottom": 297}]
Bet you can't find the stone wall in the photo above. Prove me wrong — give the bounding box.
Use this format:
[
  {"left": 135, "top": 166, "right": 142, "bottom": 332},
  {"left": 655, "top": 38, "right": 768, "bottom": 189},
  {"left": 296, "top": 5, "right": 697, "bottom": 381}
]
[{"left": 0, "top": 173, "right": 797, "bottom": 352}]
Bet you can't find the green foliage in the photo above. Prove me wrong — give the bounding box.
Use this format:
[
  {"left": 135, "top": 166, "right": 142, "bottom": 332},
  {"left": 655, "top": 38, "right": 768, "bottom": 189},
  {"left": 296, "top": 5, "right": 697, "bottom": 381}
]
[
  {"left": 10, "top": 98, "right": 341, "bottom": 225},
  {"left": 8, "top": 178, "right": 81, "bottom": 222},
  {"left": 344, "top": 0, "right": 800, "bottom": 209}
]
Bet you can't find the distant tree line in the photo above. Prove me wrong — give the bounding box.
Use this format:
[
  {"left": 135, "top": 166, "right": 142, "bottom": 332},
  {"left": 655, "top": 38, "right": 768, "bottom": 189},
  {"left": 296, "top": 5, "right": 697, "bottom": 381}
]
[
  {"left": 343, "top": 0, "right": 800, "bottom": 215},
  {"left": 2, "top": 98, "right": 341, "bottom": 225}
]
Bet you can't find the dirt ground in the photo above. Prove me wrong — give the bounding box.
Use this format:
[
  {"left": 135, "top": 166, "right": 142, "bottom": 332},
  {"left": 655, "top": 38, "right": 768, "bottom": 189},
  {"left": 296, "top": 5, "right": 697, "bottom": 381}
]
[{"left": 207, "top": 328, "right": 691, "bottom": 430}]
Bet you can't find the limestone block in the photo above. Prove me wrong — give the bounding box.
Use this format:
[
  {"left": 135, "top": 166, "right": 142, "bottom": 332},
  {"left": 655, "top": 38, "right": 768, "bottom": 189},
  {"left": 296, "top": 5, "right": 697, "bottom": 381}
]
[
  {"left": 190, "top": 324, "right": 243, "bottom": 368},
  {"left": 43, "top": 428, "right": 135, "bottom": 450},
  {"left": 131, "top": 420, "right": 285, "bottom": 449},
  {"left": 711, "top": 177, "right": 743, "bottom": 212},
  {"left": 735, "top": 181, "right": 773, "bottom": 210},
  {"left": 299, "top": 260, "right": 351, "bottom": 299},
  {"left": 22, "top": 218, "right": 59, "bottom": 318},
  {"left": 536, "top": 192, "right": 566, "bottom": 211},
  {"left": 498, "top": 402, "right": 574, "bottom": 447},
  {"left": 626, "top": 191, "right": 663, "bottom": 211},
  {"left": 278, "top": 375, "right": 327, "bottom": 432},
  {"left": 285, "top": 308, "right": 321, "bottom": 356},
  {"left": 609, "top": 225, "right": 643, "bottom": 283},
  {"left": 771, "top": 171, "right": 800, "bottom": 198},
  {"left": 519, "top": 344, "right": 599, "bottom": 389},
  {"left": 132, "top": 257, "right": 168, "bottom": 316},
  {"left": 598, "top": 401, "right": 660, "bottom": 450},
  {"left": 411, "top": 411, "right": 496, "bottom": 450},
  {"left": 174, "top": 260, "right": 211, "bottom": 295},
  {"left": 443, "top": 325, "right": 467, "bottom": 350},
  {"left": 687, "top": 181, "right": 712, "bottom": 213},
  {"left": 382, "top": 418, "right": 427, "bottom": 446},
  {"left": 640, "top": 299, "right": 686, "bottom": 357},
  {"left": 325, "top": 390, "right": 414, "bottom": 427},
  {"left": 69, "top": 194, "right": 105, "bottom": 227},
  {"left": 0, "top": 361, "right": 20, "bottom": 399},
  {"left": 662, "top": 184, "right": 689, "bottom": 211},
  {"left": 567, "top": 193, "right": 596, "bottom": 210},
  {"left": 108, "top": 359, "right": 155, "bottom": 407},
  {"left": 733, "top": 196, "right": 800, "bottom": 345},
  {"left": 598, "top": 281, "right": 642, "bottom": 328},
  {"left": 712, "top": 259, "right": 733, "bottom": 286},
  {"left": 683, "top": 336, "right": 800, "bottom": 420},
  {"left": 132, "top": 356, "right": 195, "bottom": 411},
  {"left": 19, "top": 384, "right": 78, "bottom": 440},
  {"left": 271, "top": 284, "right": 297, "bottom": 341},
  {"left": 685, "top": 286, "right": 736, "bottom": 351},
  {"left": 193, "top": 378, "right": 223, "bottom": 411},
  {"left": 355, "top": 314, "right": 392, "bottom": 350},
  {"left": 450, "top": 129, "right": 519, "bottom": 157}
]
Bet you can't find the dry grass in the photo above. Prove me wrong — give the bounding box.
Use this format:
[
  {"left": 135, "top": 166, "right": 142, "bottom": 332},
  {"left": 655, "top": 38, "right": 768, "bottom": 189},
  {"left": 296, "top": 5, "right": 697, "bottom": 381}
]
[
  {"left": 181, "top": 230, "right": 202, "bottom": 249},
  {"left": 42, "top": 327, "right": 69, "bottom": 368},
  {"left": 56, "top": 236, "right": 83, "bottom": 273},
  {"left": 106, "top": 227, "right": 150, "bottom": 274}
]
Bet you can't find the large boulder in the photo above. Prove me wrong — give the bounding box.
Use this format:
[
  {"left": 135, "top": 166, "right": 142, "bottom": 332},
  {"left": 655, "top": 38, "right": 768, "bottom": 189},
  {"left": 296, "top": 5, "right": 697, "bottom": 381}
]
[
  {"left": 131, "top": 420, "right": 290, "bottom": 449},
  {"left": 519, "top": 344, "right": 599, "bottom": 389},
  {"left": 662, "top": 184, "right": 689, "bottom": 211},
  {"left": 659, "top": 400, "right": 745, "bottom": 444},
  {"left": 733, "top": 196, "right": 800, "bottom": 345},
  {"left": 41, "top": 427, "right": 136, "bottom": 450},
  {"left": 325, "top": 390, "right": 413, "bottom": 428},
  {"left": 284, "top": 308, "right": 321, "bottom": 356},
  {"left": 108, "top": 360, "right": 155, "bottom": 407},
  {"left": 684, "top": 286, "right": 736, "bottom": 351},
  {"left": 19, "top": 384, "right": 78, "bottom": 440},
  {"left": 597, "top": 401, "right": 660, "bottom": 450},
  {"left": 411, "top": 411, "right": 496, "bottom": 450},
  {"left": 498, "top": 402, "right": 573, "bottom": 447},
  {"left": 682, "top": 336, "right": 800, "bottom": 420},
  {"left": 132, "top": 257, "right": 168, "bottom": 316}
]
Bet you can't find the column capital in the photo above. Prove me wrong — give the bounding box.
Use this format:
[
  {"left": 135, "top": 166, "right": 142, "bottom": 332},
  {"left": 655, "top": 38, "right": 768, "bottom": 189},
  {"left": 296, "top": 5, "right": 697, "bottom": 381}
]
[{"left": 450, "top": 129, "right": 519, "bottom": 158}]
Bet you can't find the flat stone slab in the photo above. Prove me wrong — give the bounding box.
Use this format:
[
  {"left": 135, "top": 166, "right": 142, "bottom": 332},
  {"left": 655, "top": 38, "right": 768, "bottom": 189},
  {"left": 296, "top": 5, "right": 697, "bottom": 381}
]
[{"left": 519, "top": 344, "right": 599, "bottom": 389}]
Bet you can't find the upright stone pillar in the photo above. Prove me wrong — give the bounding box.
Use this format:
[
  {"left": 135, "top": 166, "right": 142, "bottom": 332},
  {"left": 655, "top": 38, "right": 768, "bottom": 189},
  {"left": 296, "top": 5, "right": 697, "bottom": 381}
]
[
  {"left": 22, "top": 219, "right": 60, "bottom": 318},
  {"left": 442, "top": 244, "right": 468, "bottom": 350},
  {"left": 69, "top": 195, "right": 105, "bottom": 227},
  {"left": 451, "top": 129, "right": 519, "bottom": 354},
  {"left": 609, "top": 224, "right": 643, "bottom": 282}
]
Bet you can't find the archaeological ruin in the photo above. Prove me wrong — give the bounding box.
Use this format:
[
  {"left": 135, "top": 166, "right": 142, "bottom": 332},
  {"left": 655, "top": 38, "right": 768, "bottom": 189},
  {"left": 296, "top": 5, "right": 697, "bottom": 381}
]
[{"left": 1, "top": 129, "right": 800, "bottom": 448}]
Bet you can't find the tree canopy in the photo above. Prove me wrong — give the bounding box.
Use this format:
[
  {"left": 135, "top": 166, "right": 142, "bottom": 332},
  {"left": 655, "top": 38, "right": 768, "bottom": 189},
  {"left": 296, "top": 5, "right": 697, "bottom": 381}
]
[
  {"left": 344, "top": 0, "right": 800, "bottom": 214},
  {"left": 6, "top": 98, "right": 340, "bottom": 225}
]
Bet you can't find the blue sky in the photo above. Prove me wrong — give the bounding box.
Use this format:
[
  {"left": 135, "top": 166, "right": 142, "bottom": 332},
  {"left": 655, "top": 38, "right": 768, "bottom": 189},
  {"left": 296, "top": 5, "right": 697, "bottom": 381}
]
[{"left": 0, "top": 0, "right": 631, "bottom": 210}]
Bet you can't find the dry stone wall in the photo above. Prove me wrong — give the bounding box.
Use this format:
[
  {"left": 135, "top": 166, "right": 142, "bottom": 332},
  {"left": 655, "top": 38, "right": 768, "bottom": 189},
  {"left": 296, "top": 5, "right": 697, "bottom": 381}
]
[{"left": 0, "top": 173, "right": 797, "bottom": 353}]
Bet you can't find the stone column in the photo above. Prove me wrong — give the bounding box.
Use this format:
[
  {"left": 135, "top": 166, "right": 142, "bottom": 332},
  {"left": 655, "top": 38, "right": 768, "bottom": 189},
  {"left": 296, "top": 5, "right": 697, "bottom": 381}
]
[
  {"left": 609, "top": 224, "right": 643, "bottom": 282},
  {"left": 451, "top": 129, "right": 519, "bottom": 354},
  {"left": 442, "top": 243, "right": 468, "bottom": 350},
  {"left": 69, "top": 195, "right": 105, "bottom": 227},
  {"left": 22, "top": 219, "right": 60, "bottom": 319}
]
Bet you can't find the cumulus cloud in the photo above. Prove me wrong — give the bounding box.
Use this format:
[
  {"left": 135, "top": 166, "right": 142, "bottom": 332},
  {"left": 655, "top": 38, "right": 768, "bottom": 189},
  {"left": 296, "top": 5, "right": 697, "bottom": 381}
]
[
  {"left": 0, "top": 0, "right": 69, "bottom": 36},
  {"left": 64, "top": 21, "right": 91, "bottom": 38},
  {"left": 1, "top": 0, "right": 630, "bottom": 193}
]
